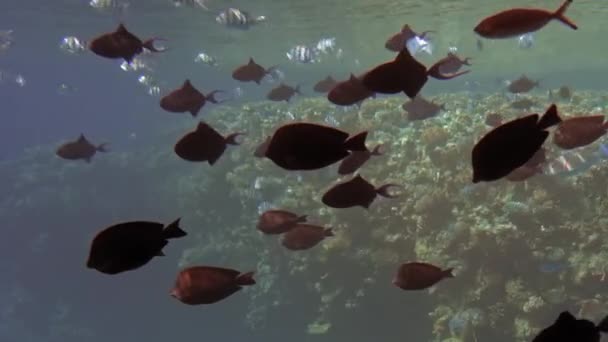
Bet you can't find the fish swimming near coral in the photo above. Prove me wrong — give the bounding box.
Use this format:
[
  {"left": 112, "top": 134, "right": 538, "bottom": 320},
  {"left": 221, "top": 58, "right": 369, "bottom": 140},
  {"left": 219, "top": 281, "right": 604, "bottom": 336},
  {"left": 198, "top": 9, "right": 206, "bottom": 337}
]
[
  {"left": 553, "top": 115, "right": 608, "bottom": 150},
  {"left": 174, "top": 122, "right": 243, "bottom": 164},
  {"left": 160, "top": 80, "right": 222, "bottom": 117},
  {"left": 322, "top": 174, "right": 399, "bottom": 209},
  {"left": 56, "top": 134, "right": 108, "bottom": 163},
  {"left": 281, "top": 224, "right": 333, "bottom": 251},
  {"left": 257, "top": 209, "right": 307, "bottom": 235},
  {"left": 507, "top": 75, "right": 540, "bottom": 94},
  {"left": 266, "top": 83, "right": 300, "bottom": 102},
  {"left": 393, "top": 262, "right": 453, "bottom": 291},
  {"left": 89, "top": 23, "right": 165, "bottom": 63},
  {"left": 171, "top": 266, "right": 255, "bottom": 305},
  {"left": 327, "top": 74, "right": 375, "bottom": 106},
  {"left": 232, "top": 58, "right": 275, "bottom": 84},
  {"left": 337, "top": 144, "right": 384, "bottom": 175}
]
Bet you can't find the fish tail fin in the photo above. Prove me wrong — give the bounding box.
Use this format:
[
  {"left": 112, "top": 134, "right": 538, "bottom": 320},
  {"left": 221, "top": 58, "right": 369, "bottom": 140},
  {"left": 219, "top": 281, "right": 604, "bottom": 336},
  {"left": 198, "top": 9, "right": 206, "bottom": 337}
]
[
  {"left": 296, "top": 215, "right": 307, "bottom": 223},
  {"left": 206, "top": 90, "right": 225, "bottom": 104},
  {"left": 553, "top": 0, "right": 578, "bottom": 30},
  {"left": 225, "top": 132, "right": 245, "bottom": 145},
  {"left": 236, "top": 271, "right": 256, "bottom": 286},
  {"left": 344, "top": 131, "right": 368, "bottom": 151},
  {"left": 163, "top": 218, "right": 187, "bottom": 239},
  {"left": 96, "top": 143, "right": 109, "bottom": 153},
  {"left": 142, "top": 38, "right": 168, "bottom": 53},
  {"left": 443, "top": 268, "right": 455, "bottom": 278},
  {"left": 597, "top": 314, "right": 608, "bottom": 333},
  {"left": 324, "top": 228, "right": 334, "bottom": 237},
  {"left": 371, "top": 144, "right": 385, "bottom": 156},
  {"left": 376, "top": 184, "right": 400, "bottom": 198},
  {"left": 538, "top": 104, "right": 562, "bottom": 129}
]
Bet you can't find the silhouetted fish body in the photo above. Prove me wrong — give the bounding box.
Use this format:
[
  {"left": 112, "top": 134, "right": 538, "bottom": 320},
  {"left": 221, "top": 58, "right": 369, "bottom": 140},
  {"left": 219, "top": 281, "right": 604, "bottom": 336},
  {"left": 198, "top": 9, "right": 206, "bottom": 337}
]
[
  {"left": 393, "top": 262, "right": 453, "bottom": 290},
  {"left": 89, "top": 24, "right": 164, "bottom": 63},
  {"left": 281, "top": 224, "right": 333, "bottom": 251},
  {"left": 337, "top": 145, "right": 383, "bottom": 175},
  {"left": 171, "top": 266, "right": 255, "bottom": 305},
  {"left": 266, "top": 83, "right": 300, "bottom": 102},
  {"left": 160, "top": 80, "right": 221, "bottom": 117},
  {"left": 322, "top": 175, "right": 398, "bottom": 209},
  {"left": 257, "top": 209, "right": 306, "bottom": 235},
  {"left": 327, "top": 74, "right": 375, "bottom": 106},
  {"left": 532, "top": 311, "right": 608, "bottom": 342},
  {"left": 362, "top": 48, "right": 428, "bottom": 98},
  {"left": 508, "top": 75, "right": 539, "bottom": 93},
  {"left": 174, "top": 122, "right": 243, "bottom": 164},
  {"left": 232, "top": 58, "right": 272, "bottom": 84},
  {"left": 553, "top": 116, "right": 608, "bottom": 150},
  {"left": 436, "top": 52, "right": 471, "bottom": 74},
  {"left": 56, "top": 134, "right": 107, "bottom": 163}
]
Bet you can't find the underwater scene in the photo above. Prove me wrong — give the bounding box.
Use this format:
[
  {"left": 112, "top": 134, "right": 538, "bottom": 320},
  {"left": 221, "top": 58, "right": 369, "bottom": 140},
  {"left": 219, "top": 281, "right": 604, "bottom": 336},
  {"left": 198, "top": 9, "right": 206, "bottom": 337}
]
[{"left": 2, "top": 0, "right": 608, "bottom": 341}]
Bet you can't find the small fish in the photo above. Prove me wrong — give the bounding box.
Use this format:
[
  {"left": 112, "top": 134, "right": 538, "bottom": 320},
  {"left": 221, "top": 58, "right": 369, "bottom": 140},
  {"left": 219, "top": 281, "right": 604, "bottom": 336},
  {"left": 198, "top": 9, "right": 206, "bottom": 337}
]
[
  {"left": 553, "top": 115, "right": 608, "bottom": 149},
  {"left": 402, "top": 95, "right": 445, "bottom": 121},
  {"left": 337, "top": 145, "right": 384, "bottom": 175},
  {"left": 313, "top": 76, "right": 338, "bottom": 93},
  {"left": 56, "top": 134, "right": 108, "bottom": 163},
  {"left": 281, "top": 224, "right": 333, "bottom": 251},
  {"left": 436, "top": 52, "right": 472, "bottom": 75},
  {"left": 385, "top": 24, "right": 433, "bottom": 52},
  {"left": 393, "top": 262, "right": 453, "bottom": 291},
  {"left": 89, "top": 24, "right": 165, "bottom": 63},
  {"left": 511, "top": 98, "right": 538, "bottom": 110},
  {"left": 257, "top": 210, "right": 307, "bottom": 235},
  {"left": 507, "top": 75, "right": 539, "bottom": 93},
  {"left": 59, "top": 36, "right": 86, "bottom": 54},
  {"left": 328, "top": 74, "right": 375, "bottom": 106},
  {"left": 322, "top": 174, "right": 399, "bottom": 209},
  {"left": 89, "top": 0, "right": 129, "bottom": 12},
  {"left": 174, "top": 122, "right": 243, "bottom": 164},
  {"left": 550, "top": 86, "right": 573, "bottom": 101},
  {"left": 474, "top": 0, "right": 577, "bottom": 39},
  {"left": 315, "top": 37, "right": 337, "bottom": 54},
  {"left": 518, "top": 33, "right": 535, "bottom": 49},
  {"left": 160, "top": 80, "right": 222, "bottom": 117},
  {"left": 471, "top": 104, "right": 562, "bottom": 183},
  {"left": 194, "top": 52, "right": 218, "bottom": 66},
  {"left": 532, "top": 311, "right": 608, "bottom": 342},
  {"left": 87, "top": 218, "right": 186, "bottom": 274},
  {"left": 232, "top": 58, "right": 275, "bottom": 84},
  {"left": 286, "top": 45, "right": 318, "bottom": 64},
  {"left": 171, "top": 266, "right": 255, "bottom": 305},
  {"left": 215, "top": 8, "right": 265, "bottom": 29},
  {"left": 264, "top": 122, "right": 368, "bottom": 171},
  {"left": 266, "top": 83, "right": 300, "bottom": 102},
  {"left": 406, "top": 35, "right": 433, "bottom": 56},
  {"left": 171, "top": 0, "right": 208, "bottom": 10}
]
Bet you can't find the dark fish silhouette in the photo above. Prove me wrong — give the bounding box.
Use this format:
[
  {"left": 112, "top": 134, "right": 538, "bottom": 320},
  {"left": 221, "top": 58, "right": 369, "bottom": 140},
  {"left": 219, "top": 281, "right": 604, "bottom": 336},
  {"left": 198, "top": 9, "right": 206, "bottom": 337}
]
[
  {"left": 402, "top": 95, "right": 445, "bottom": 121},
  {"left": 553, "top": 115, "right": 608, "bottom": 149},
  {"left": 436, "top": 52, "right": 472, "bottom": 74},
  {"left": 160, "top": 80, "right": 222, "bottom": 117},
  {"left": 393, "top": 262, "right": 453, "bottom": 290},
  {"left": 322, "top": 174, "right": 399, "bottom": 209},
  {"left": 56, "top": 134, "right": 108, "bottom": 163},
  {"left": 174, "top": 122, "right": 243, "bottom": 164},
  {"left": 232, "top": 58, "right": 274, "bottom": 84},
  {"left": 89, "top": 24, "right": 165, "bottom": 63},
  {"left": 508, "top": 75, "right": 539, "bottom": 93},
  {"left": 171, "top": 266, "right": 255, "bottom": 305},
  {"left": 87, "top": 218, "right": 186, "bottom": 275},
  {"left": 313, "top": 76, "right": 338, "bottom": 93},
  {"left": 338, "top": 144, "right": 384, "bottom": 175},
  {"left": 385, "top": 24, "right": 433, "bottom": 52},
  {"left": 257, "top": 210, "right": 307, "bottom": 235},
  {"left": 532, "top": 311, "right": 608, "bottom": 342},
  {"left": 472, "top": 104, "right": 562, "bottom": 183},
  {"left": 264, "top": 122, "right": 368, "bottom": 170},
  {"left": 327, "top": 74, "right": 375, "bottom": 106},
  {"left": 281, "top": 224, "right": 333, "bottom": 251},
  {"left": 474, "top": 0, "right": 577, "bottom": 39},
  {"left": 266, "top": 83, "right": 300, "bottom": 102}
]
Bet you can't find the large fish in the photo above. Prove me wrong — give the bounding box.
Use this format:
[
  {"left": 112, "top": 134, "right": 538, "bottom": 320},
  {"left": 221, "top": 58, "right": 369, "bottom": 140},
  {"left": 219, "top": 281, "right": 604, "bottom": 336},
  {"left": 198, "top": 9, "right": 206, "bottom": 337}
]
[
  {"left": 89, "top": 24, "right": 165, "bottom": 63},
  {"left": 56, "top": 134, "right": 108, "bottom": 163},
  {"left": 171, "top": 266, "right": 255, "bottom": 305}
]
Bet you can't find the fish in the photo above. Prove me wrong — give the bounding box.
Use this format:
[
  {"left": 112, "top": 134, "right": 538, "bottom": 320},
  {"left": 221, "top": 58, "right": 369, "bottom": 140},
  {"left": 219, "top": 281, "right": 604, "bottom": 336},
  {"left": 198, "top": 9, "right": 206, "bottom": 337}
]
[
  {"left": 313, "top": 76, "right": 338, "bottom": 93},
  {"left": 506, "top": 147, "right": 547, "bottom": 181},
  {"left": 558, "top": 86, "right": 573, "bottom": 100},
  {"left": 471, "top": 104, "right": 562, "bottom": 183},
  {"left": 171, "top": 0, "right": 208, "bottom": 10},
  {"left": 393, "top": 262, "right": 453, "bottom": 291},
  {"left": 532, "top": 311, "right": 608, "bottom": 342},
  {"left": 327, "top": 74, "right": 375, "bottom": 106},
  {"left": 337, "top": 145, "right": 384, "bottom": 175},
  {"left": 281, "top": 224, "right": 333, "bottom": 251},
  {"left": 194, "top": 52, "right": 218, "bottom": 66},
  {"left": 56, "top": 134, "right": 108, "bottom": 163},
  {"left": 264, "top": 122, "right": 368, "bottom": 171},
  {"left": 286, "top": 45, "right": 318, "bottom": 64},
  {"left": 315, "top": 37, "right": 337, "bottom": 54},
  {"left": 232, "top": 58, "right": 275, "bottom": 84},
  {"left": 266, "top": 83, "right": 300, "bottom": 102},
  {"left": 89, "top": 24, "right": 165, "bottom": 63},
  {"left": 406, "top": 35, "right": 433, "bottom": 56},
  {"left": 174, "top": 122, "right": 244, "bottom": 164},
  {"left": 402, "top": 95, "right": 445, "bottom": 121},
  {"left": 553, "top": 115, "right": 608, "bottom": 149},
  {"left": 87, "top": 218, "right": 186, "bottom": 274},
  {"left": 215, "top": 8, "right": 266, "bottom": 29},
  {"left": 507, "top": 75, "right": 539, "bottom": 93},
  {"left": 160, "top": 80, "right": 222, "bottom": 117},
  {"left": 171, "top": 266, "right": 255, "bottom": 305},
  {"left": 321, "top": 174, "right": 399, "bottom": 209},
  {"left": 59, "top": 36, "right": 86, "bottom": 54},
  {"left": 518, "top": 33, "right": 535, "bottom": 49},
  {"left": 436, "top": 52, "right": 472, "bottom": 75},
  {"left": 474, "top": 0, "right": 577, "bottom": 39},
  {"left": 385, "top": 24, "right": 433, "bottom": 52},
  {"left": 257, "top": 209, "right": 307, "bottom": 235},
  {"left": 485, "top": 113, "right": 503, "bottom": 127}
]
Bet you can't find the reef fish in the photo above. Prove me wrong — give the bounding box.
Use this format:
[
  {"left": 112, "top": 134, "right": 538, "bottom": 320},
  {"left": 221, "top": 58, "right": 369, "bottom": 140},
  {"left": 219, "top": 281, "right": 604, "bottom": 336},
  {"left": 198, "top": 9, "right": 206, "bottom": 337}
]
[
  {"left": 327, "top": 74, "right": 375, "bottom": 106},
  {"left": 174, "top": 122, "right": 243, "bottom": 164},
  {"left": 87, "top": 218, "right": 186, "bottom": 274},
  {"left": 56, "top": 134, "right": 108, "bottom": 163},
  {"left": 281, "top": 224, "right": 333, "bottom": 251},
  {"left": 89, "top": 24, "right": 165, "bottom": 63},
  {"left": 402, "top": 95, "right": 445, "bottom": 121},
  {"left": 264, "top": 122, "right": 368, "bottom": 171},
  {"left": 171, "top": 266, "right": 255, "bottom": 305},
  {"left": 532, "top": 311, "right": 608, "bottom": 342},
  {"left": 232, "top": 58, "right": 274, "bottom": 84},
  {"left": 322, "top": 174, "right": 399, "bottom": 209},
  {"left": 505, "top": 147, "right": 546, "bottom": 181},
  {"left": 435, "top": 52, "right": 472, "bottom": 75},
  {"left": 314, "top": 76, "right": 338, "bottom": 93},
  {"left": 553, "top": 115, "right": 608, "bottom": 150},
  {"left": 393, "top": 262, "right": 454, "bottom": 290},
  {"left": 266, "top": 83, "right": 300, "bottom": 102},
  {"left": 384, "top": 24, "right": 433, "bottom": 52},
  {"left": 257, "top": 209, "right": 307, "bottom": 235},
  {"left": 472, "top": 104, "right": 562, "bottom": 183},
  {"left": 337, "top": 144, "right": 384, "bottom": 175},
  {"left": 286, "top": 45, "right": 318, "bottom": 64},
  {"left": 508, "top": 75, "right": 539, "bottom": 94},
  {"left": 215, "top": 8, "right": 266, "bottom": 29},
  {"left": 160, "top": 80, "right": 222, "bottom": 117},
  {"left": 474, "top": 0, "right": 577, "bottom": 39}
]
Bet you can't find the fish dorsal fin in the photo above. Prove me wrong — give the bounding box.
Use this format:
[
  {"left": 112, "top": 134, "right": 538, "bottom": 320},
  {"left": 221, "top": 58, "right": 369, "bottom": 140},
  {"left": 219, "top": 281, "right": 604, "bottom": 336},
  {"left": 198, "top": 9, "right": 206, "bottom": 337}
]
[
  {"left": 182, "top": 79, "right": 194, "bottom": 91},
  {"left": 348, "top": 74, "right": 357, "bottom": 82},
  {"left": 196, "top": 122, "right": 210, "bottom": 132},
  {"left": 248, "top": 57, "right": 255, "bottom": 65},
  {"left": 78, "top": 134, "right": 87, "bottom": 143},
  {"left": 116, "top": 23, "right": 128, "bottom": 33},
  {"left": 401, "top": 24, "right": 411, "bottom": 32}
]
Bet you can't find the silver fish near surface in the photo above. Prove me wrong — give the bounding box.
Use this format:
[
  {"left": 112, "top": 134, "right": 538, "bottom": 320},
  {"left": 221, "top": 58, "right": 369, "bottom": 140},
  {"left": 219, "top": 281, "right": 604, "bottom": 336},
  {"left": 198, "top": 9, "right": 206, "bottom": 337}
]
[
  {"left": 215, "top": 8, "right": 266, "bottom": 29},
  {"left": 171, "top": 0, "right": 208, "bottom": 10},
  {"left": 59, "top": 36, "right": 86, "bottom": 54},
  {"left": 406, "top": 35, "right": 433, "bottom": 56},
  {"left": 286, "top": 45, "right": 319, "bottom": 64},
  {"left": 518, "top": 33, "right": 535, "bottom": 49},
  {"left": 316, "top": 37, "right": 337, "bottom": 54},
  {"left": 194, "top": 52, "right": 218, "bottom": 66},
  {"left": 89, "top": 0, "right": 129, "bottom": 12}
]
